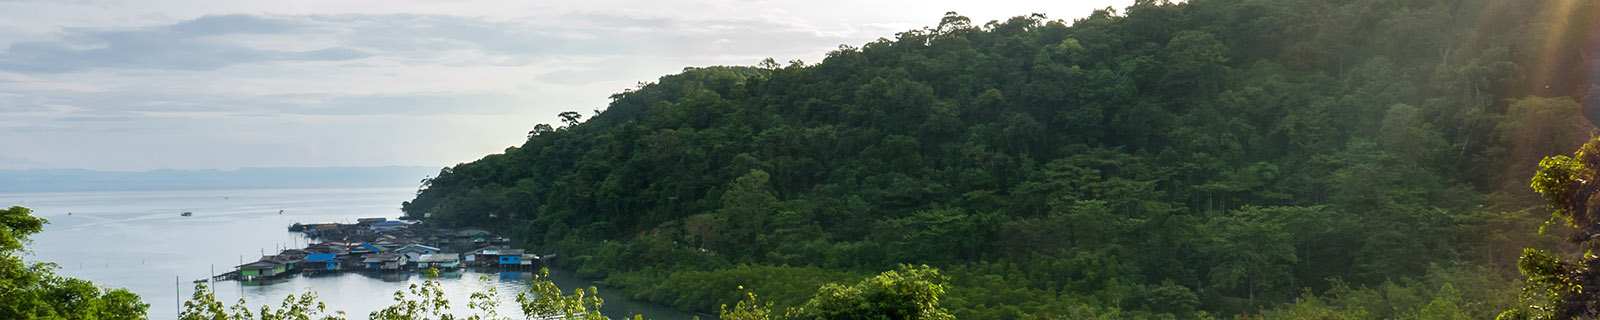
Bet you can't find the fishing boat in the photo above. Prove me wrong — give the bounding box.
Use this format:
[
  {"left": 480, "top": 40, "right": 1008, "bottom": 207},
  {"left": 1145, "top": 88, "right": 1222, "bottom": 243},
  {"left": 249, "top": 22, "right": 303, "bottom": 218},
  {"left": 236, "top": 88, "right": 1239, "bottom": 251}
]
[{"left": 181, "top": 211, "right": 192, "bottom": 217}]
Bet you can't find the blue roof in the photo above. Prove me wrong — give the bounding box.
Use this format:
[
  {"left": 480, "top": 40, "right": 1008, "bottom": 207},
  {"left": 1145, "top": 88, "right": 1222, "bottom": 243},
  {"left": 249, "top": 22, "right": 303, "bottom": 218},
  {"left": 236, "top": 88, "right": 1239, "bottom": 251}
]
[
  {"left": 373, "top": 221, "right": 408, "bottom": 226},
  {"left": 360, "top": 243, "right": 383, "bottom": 252},
  {"left": 305, "top": 253, "right": 337, "bottom": 261}
]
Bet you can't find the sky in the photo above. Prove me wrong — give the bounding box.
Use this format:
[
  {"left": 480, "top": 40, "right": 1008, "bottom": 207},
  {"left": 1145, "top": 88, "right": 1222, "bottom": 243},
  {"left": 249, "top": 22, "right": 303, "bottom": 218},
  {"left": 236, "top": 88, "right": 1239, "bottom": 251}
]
[{"left": 0, "top": 0, "right": 1135, "bottom": 171}]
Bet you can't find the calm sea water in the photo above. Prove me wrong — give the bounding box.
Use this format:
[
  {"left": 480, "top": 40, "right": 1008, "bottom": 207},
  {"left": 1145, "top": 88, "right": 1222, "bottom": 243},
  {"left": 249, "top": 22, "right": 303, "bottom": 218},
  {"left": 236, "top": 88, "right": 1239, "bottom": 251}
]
[{"left": 2, "top": 188, "right": 703, "bottom": 320}]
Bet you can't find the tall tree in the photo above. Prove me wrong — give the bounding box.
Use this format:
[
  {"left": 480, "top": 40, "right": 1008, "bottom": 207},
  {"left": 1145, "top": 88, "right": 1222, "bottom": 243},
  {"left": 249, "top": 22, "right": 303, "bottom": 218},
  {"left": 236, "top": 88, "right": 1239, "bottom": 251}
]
[{"left": 1502, "top": 137, "right": 1600, "bottom": 319}]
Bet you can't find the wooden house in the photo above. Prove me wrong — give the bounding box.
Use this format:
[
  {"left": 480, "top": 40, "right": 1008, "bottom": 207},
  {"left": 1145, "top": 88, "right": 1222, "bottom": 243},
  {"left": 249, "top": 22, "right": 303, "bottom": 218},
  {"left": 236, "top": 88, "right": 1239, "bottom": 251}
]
[
  {"left": 416, "top": 253, "right": 461, "bottom": 270},
  {"left": 464, "top": 246, "right": 502, "bottom": 265},
  {"left": 300, "top": 253, "right": 341, "bottom": 271},
  {"left": 495, "top": 249, "right": 526, "bottom": 266},
  {"left": 237, "top": 258, "right": 291, "bottom": 280},
  {"left": 362, "top": 252, "right": 407, "bottom": 270}
]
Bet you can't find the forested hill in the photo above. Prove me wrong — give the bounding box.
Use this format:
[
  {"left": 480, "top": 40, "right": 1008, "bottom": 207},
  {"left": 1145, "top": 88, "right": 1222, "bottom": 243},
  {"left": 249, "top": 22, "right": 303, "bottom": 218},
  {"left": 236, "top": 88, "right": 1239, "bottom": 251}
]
[{"left": 405, "top": 0, "right": 1598, "bottom": 318}]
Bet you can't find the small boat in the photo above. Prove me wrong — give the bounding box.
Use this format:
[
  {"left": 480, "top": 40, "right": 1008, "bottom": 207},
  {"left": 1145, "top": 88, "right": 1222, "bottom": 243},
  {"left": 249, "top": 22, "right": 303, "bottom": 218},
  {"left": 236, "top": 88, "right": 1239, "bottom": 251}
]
[{"left": 181, "top": 211, "right": 192, "bottom": 217}]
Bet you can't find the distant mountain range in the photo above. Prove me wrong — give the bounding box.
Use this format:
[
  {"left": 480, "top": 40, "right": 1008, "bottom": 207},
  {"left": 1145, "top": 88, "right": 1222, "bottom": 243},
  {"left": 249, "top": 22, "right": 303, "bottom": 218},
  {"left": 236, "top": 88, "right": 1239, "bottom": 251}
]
[{"left": 0, "top": 166, "right": 439, "bottom": 192}]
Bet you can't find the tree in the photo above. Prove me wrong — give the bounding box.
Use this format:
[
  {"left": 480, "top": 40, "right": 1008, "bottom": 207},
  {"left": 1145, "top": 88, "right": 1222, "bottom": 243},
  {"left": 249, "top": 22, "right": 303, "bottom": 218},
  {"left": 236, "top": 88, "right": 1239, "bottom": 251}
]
[
  {"left": 882, "top": 207, "right": 997, "bottom": 265},
  {"left": 181, "top": 282, "right": 346, "bottom": 320},
  {"left": 368, "top": 269, "right": 519, "bottom": 320},
  {"left": 720, "top": 286, "right": 778, "bottom": 320},
  {"left": 398, "top": 2, "right": 1588, "bottom": 317},
  {"left": 1204, "top": 206, "right": 1297, "bottom": 307},
  {"left": 529, "top": 124, "right": 554, "bottom": 138},
  {"left": 1496, "top": 97, "right": 1592, "bottom": 201},
  {"left": 0, "top": 206, "right": 44, "bottom": 253},
  {"left": 758, "top": 58, "right": 781, "bottom": 69},
  {"left": 179, "top": 267, "right": 631, "bottom": 320},
  {"left": 935, "top": 12, "right": 971, "bottom": 34},
  {"left": 178, "top": 282, "right": 236, "bottom": 320},
  {"left": 711, "top": 170, "right": 778, "bottom": 258},
  {"left": 1501, "top": 136, "right": 1600, "bottom": 319},
  {"left": 0, "top": 206, "right": 150, "bottom": 319},
  {"left": 516, "top": 268, "right": 607, "bottom": 320},
  {"left": 1163, "top": 30, "right": 1230, "bottom": 96},
  {"left": 559, "top": 111, "right": 584, "bottom": 128},
  {"left": 794, "top": 265, "right": 953, "bottom": 320}
]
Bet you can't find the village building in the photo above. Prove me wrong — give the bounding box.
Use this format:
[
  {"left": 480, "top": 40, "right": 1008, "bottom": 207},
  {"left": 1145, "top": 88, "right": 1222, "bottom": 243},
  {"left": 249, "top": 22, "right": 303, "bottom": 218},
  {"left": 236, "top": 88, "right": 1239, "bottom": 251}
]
[
  {"left": 301, "top": 223, "right": 342, "bottom": 237},
  {"left": 276, "top": 249, "right": 311, "bottom": 261},
  {"left": 237, "top": 257, "right": 295, "bottom": 280},
  {"left": 300, "top": 253, "right": 342, "bottom": 271},
  {"left": 416, "top": 253, "right": 461, "bottom": 270},
  {"left": 362, "top": 252, "right": 408, "bottom": 270},
  {"left": 306, "top": 243, "right": 349, "bottom": 255},
  {"left": 495, "top": 249, "right": 526, "bottom": 266},
  {"left": 371, "top": 220, "right": 411, "bottom": 232},
  {"left": 349, "top": 243, "right": 385, "bottom": 254},
  {"left": 464, "top": 246, "right": 502, "bottom": 265},
  {"left": 232, "top": 219, "right": 538, "bottom": 281}
]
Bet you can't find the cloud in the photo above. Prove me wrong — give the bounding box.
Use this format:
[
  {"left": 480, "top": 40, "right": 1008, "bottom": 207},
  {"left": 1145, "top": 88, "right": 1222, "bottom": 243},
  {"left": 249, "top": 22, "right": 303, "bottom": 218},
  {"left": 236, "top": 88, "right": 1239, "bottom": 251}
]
[
  {"left": 252, "top": 92, "right": 534, "bottom": 116},
  {"left": 0, "top": 16, "right": 372, "bottom": 72},
  {"left": 0, "top": 12, "right": 858, "bottom": 74},
  {"left": 169, "top": 14, "right": 305, "bottom": 35},
  {"left": 0, "top": 1, "right": 1135, "bottom": 171},
  {"left": 0, "top": 11, "right": 863, "bottom": 170}
]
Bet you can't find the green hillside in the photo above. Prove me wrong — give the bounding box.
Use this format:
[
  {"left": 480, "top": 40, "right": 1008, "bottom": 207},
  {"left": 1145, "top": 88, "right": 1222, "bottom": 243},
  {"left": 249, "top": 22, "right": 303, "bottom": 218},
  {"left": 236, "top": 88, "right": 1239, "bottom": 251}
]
[{"left": 403, "top": 0, "right": 1599, "bottom": 318}]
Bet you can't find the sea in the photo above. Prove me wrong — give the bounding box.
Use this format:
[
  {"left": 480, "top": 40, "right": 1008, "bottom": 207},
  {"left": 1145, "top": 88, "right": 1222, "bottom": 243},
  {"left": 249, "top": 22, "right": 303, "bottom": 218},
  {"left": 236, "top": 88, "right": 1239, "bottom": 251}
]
[{"left": 2, "top": 187, "right": 703, "bottom": 320}]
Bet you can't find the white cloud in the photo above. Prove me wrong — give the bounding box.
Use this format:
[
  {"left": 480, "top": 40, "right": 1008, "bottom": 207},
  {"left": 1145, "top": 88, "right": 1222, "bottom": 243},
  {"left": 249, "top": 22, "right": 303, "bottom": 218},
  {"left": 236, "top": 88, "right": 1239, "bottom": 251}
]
[{"left": 0, "top": 0, "right": 1134, "bottom": 170}]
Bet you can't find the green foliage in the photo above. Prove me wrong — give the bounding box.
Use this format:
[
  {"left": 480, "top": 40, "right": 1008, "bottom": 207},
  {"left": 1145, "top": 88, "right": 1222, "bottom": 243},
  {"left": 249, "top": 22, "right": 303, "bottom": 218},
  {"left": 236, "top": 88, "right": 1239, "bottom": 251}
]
[
  {"left": 0, "top": 206, "right": 150, "bottom": 319},
  {"left": 1204, "top": 206, "right": 1298, "bottom": 306},
  {"left": 607, "top": 264, "right": 857, "bottom": 314},
  {"left": 405, "top": 0, "right": 1598, "bottom": 317},
  {"left": 369, "top": 280, "right": 458, "bottom": 320},
  {"left": 0, "top": 206, "right": 45, "bottom": 253},
  {"left": 1502, "top": 136, "right": 1600, "bottom": 319},
  {"left": 516, "top": 268, "right": 607, "bottom": 320},
  {"left": 181, "top": 282, "right": 347, "bottom": 320},
  {"left": 180, "top": 268, "right": 629, "bottom": 320},
  {"left": 719, "top": 287, "right": 779, "bottom": 320},
  {"left": 712, "top": 266, "right": 955, "bottom": 320},
  {"left": 794, "top": 265, "right": 953, "bottom": 320},
  {"left": 1256, "top": 264, "right": 1520, "bottom": 319}
]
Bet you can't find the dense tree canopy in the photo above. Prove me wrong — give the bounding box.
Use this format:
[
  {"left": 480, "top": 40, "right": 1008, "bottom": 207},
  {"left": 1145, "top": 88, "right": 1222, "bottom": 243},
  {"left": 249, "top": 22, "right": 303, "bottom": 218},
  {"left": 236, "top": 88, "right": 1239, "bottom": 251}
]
[{"left": 404, "top": 0, "right": 1598, "bottom": 318}]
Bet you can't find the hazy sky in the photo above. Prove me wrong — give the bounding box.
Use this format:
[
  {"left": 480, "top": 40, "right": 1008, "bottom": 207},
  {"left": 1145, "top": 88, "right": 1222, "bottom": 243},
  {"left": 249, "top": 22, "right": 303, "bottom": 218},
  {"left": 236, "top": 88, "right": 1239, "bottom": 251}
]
[{"left": 0, "top": 0, "right": 1134, "bottom": 171}]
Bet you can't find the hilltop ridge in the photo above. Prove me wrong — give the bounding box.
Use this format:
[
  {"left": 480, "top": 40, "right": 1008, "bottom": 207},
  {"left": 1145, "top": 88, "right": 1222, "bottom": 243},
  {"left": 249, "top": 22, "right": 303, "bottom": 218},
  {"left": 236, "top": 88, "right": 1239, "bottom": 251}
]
[{"left": 404, "top": 0, "right": 1598, "bottom": 318}]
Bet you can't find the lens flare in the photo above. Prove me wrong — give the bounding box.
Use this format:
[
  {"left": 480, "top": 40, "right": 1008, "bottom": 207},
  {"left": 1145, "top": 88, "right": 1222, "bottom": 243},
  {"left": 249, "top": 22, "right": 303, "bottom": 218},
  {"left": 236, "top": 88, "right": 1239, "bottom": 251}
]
[{"left": 1521, "top": 0, "right": 1598, "bottom": 108}]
